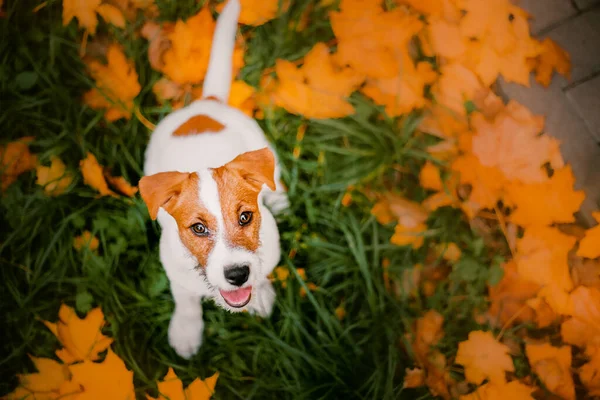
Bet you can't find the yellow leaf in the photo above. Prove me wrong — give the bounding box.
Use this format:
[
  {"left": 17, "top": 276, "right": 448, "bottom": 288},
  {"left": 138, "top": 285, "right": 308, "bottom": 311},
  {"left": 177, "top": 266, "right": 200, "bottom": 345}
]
[
  {"left": 105, "top": 175, "right": 138, "bottom": 197},
  {"left": 83, "top": 44, "right": 140, "bottom": 121},
  {"left": 43, "top": 304, "right": 113, "bottom": 364},
  {"left": 577, "top": 211, "right": 600, "bottom": 259},
  {"left": 69, "top": 348, "right": 135, "bottom": 400},
  {"left": 185, "top": 371, "right": 219, "bottom": 400},
  {"left": 17, "top": 356, "right": 70, "bottom": 393},
  {"left": 80, "top": 152, "right": 117, "bottom": 197},
  {"left": 73, "top": 231, "right": 100, "bottom": 252},
  {"left": 402, "top": 367, "right": 425, "bottom": 389},
  {"left": 455, "top": 331, "right": 514, "bottom": 384},
  {"left": 1, "top": 137, "right": 37, "bottom": 191},
  {"left": 218, "top": 0, "right": 290, "bottom": 26},
  {"left": 460, "top": 381, "right": 535, "bottom": 400},
  {"left": 419, "top": 161, "right": 443, "bottom": 191},
  {"left": 62, "top": 0, "right": 101, "bottom": 34},
  {"left": 96, "top": 4, "right": 125, "bottom": 28},
  {"left": 36, "top": 157, "right": 73, "bottom": 196},
  {"left": 532, "top": 38, "right": 571, "bottom": 87},
  {"left": 525, "top": 343, "right": 575, "bottom": 400}
]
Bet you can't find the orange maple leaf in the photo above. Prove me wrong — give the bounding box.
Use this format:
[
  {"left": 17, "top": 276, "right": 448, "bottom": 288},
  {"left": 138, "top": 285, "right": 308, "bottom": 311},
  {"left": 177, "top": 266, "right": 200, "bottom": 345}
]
[
  {"left": 579, "top": 346, "right": 600, "bottom": 396},
  {"left": 431, "top": 63, "right": 486, "bottom": 116},
  {"left": 419, "top": 161, "right": 443, "bottom": 191},
  {"left": 0, "top": 137, "right": 37, "bottom": 191},
  {"left": 455, "top": 330, "right": 514, "bottom": 384},
  {"left": 451, "top": 153, "right": 505, "bottom": 211},
  {"left": 419, "top": 104, "right": 469, "bottom": 139},
  {"left": 140, "top": 21, "right": 175, "bottom": 71},
  {"left": 561, "top": 286, "right": 600, "bottom": 349},
  {"left": 36, "top": 157, "right": 73, "bottom": 196},
  {"left": 14, "top": 356, "right": 70, "bottom": 394},
  {"left": 362, "top": 49, "right": 437, "bottom": 116},
  {"left": 577, "top": 212, "right": 600, "bottom": 259},
  {"left": 505, "top": 166, "right": 585, "bottom": 227},
  {"left": 271, "top": 42, "right": 364, "bottom": 119},
  {"left": 160, "top": 7, "right": 245, "bottom": 85},
  {"left": 42, "top": 304, "right": 113, "bottom": 364},
  {"left": 83, "top": 44, "right": 141, "bottom": 121},
  {"left": 488, "top": 261, "right": 540, "bottom": 327},
  {"left": 459, "top": 380, "right": 535, "bottom": 400},
  {"left": 63, "top": 0, "right": 125, "bottom": 34},
  {"left": 525, "top": 342, "right": 575, "bottom": 400},
  {"left": 80, "top": 152, "right": 117, "bottom": 197},
  {"left": 147, "top": 367, "right": 219, "bottom": 400},
  {"left": 470, "top": 101, "right": 563, "bottom": 184},
  {"left": 402, "top": 367, "right": 425, "bottom": 389},
  {"left": 217, "top": 0, "right": 290, "bottom": 26},
  {"left": 515, "top": 226, "right": 576, "bottom": 292},
  {"left": 73, "top": 231, "right": 100, "bottom": 252},
  {"left": 69, "top": 348, "right": 135, "bottom": 400},
  {"left": 532, "top": 38, "right": 571, "bottom": 87},
  {"left": 330, "top": 0, "right": 423, "bottom": 79}
]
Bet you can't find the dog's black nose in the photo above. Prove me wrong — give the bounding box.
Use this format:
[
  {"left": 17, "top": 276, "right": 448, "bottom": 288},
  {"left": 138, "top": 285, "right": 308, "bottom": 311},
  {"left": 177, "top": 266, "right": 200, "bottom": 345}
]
[{"left": 224, "top": 265, "right": 250, "bottom": 286}]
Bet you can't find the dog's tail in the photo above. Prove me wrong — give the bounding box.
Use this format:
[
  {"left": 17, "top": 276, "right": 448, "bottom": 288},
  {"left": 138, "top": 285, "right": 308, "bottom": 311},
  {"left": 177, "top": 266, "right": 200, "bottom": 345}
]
[{"left": 201, "top": 0, "right": 241, "bottom": 103}]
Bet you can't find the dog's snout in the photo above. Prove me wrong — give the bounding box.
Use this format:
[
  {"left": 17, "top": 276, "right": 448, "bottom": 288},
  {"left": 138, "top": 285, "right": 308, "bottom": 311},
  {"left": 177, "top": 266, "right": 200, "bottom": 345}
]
[{"left": 224, "top": 264, "right": 250, "bottom": 286}]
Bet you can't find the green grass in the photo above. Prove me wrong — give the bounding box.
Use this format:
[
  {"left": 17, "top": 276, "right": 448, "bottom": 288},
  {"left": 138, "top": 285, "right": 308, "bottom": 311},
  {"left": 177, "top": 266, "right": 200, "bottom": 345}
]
[{"left": 0, "top": 1, "right": 506, "bottom": 399}]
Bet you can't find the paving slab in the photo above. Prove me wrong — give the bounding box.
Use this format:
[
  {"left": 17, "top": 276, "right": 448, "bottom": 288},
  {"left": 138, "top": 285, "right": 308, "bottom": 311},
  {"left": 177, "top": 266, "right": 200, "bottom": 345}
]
[
  {"left": 566, "top": 74, "right": 600, "bottom": 142},
  {"left": 514, "top": 0, "right": 577, "bottom": 34},
  {"left": 497, "top": 75, "right": 600, "bottom": 225},
  {"left": 543, "top": 8, "right": 600, "bottom": 85}
]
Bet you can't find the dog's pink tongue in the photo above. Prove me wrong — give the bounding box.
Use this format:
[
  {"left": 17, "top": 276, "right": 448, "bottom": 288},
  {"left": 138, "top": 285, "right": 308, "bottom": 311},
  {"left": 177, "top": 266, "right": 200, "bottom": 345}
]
[{"left": 220, "top": 286, "right": 252, "bottom": 306}]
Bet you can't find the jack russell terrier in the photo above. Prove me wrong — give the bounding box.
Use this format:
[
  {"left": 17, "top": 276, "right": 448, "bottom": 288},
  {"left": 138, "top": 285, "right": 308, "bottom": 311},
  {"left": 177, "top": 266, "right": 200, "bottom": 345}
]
[{"left": 139, "top": 0, "right": 288, "bottom": 359}]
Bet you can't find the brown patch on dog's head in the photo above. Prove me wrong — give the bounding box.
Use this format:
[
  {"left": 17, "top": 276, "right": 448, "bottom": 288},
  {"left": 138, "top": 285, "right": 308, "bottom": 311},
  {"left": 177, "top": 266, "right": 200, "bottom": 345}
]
[
  {"left": 138, "top": 171, "right": 217, "bottom": 267},
  {"left": 212, "top": 148, "right": 276, "bottom": 251},
  {"left": 173, "top": 115, "right": 225, "bottom": 136}
]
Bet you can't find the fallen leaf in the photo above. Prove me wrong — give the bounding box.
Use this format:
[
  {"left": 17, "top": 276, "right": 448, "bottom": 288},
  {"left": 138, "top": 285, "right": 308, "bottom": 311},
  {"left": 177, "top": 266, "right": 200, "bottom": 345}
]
[
  {"left": 532, "top": 38, "right": 571, "bottom": 87},
  {"left": 420, "top": 161, "right": 443, "bottom": 191},
  {"left": 362, "top": 50, "right": 437, "bottom": 116},
  {"left": 412, "top": 310, "right": 444, "bottom": 366},
  {"left": 579, "top": 346, "right": 600, "bottom": 396},
  {"left": 63, "top": 0, "right": 126, "bottom": 34},
  {"left": 420, "top": 105, "right": 469, "bottom": 139},
  {"left": 16, "top": 356, "right": 70, "bottom": 393},
  {"left": 80, "top": 152, "right": 117, "bottom": 197},
  {"left": 160, "top": 7, "right": 244, "bottom": 85},
  {"left": 505, "top": 166, "right": 585, "bottom": 227},
  {"left": 470, "top": 101, "right": 560, "bottom": 184},
  {"left": 488, "top": 261, "right": 540, "bottom": 327},
  {"left": 431, "top": 63, "right": 485, "bottom": 116},
  {"left": 577, "top": 212, "right": 600, "bottom": 259},
  {"left": 271, "top": 42, "right": 364, "bottom": 119},
  {"left": 218, "top": 0, "right": 290, "bottom": 26},
  {"left": 105, "top": 175, "right": 137, "bottom": 197},
  {"left": 391, "top": 222, "right": 428, "bottom": 249},
  {"left": 83, "top": 44, "right": 141, "bottom": 121},
  {"left": 1, "top": 137, "right": 37, "bottom": 191},
  {"left": 69, "top": 348, "right": 135, "bottom": 400},
  {"left": 36, "top": 157, "right": 73, "bottom": 196},
  {"left": 455, "top": 330, "right": 514, "bottom": 384},
  {"left": 141, "top": 21, "right": 175, "bottom": 71},
  {"left": 460, "top": 380, "right": 535, "bottom": 400},
  {"left": 570, "top": 256, "right": 600, "bottom": 289},
  {"left": 184, "top": 371, "right": 219, "bottom": 400},
  {"left": 73, "top": 231, "right": 100, "bottom": 252},
  {"left": 43, "top": 304, "right": 113, "bottom": 364},
  {"left": 451, "top": 153, "right": 505, "bottom": 211},
  {"left": 403, "top": 367, "right": 425, "bottom": 389},
  {"left": 335, "top": 305, "right": 346, "bottom": 320},
  {"left": 561, "top": 286, "right": 600, "bottom": 349},
  {"left": 525, "top": 297, "right": 558, "bottom": 329},
  {"left": 330, "top": 0, "right": 423, "bottom": 79},
  {"left": 515, "top": 226, "right": 576, "bottom": 292},
  {"left": 525, "top": 342, "right": 575, "bottom": 400}
]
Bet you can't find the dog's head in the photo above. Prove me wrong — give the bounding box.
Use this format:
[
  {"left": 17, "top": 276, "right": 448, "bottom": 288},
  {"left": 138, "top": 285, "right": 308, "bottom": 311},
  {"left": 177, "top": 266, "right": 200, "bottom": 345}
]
[{"left": 139, "top": 148, "right": 276, "bottom": 310}]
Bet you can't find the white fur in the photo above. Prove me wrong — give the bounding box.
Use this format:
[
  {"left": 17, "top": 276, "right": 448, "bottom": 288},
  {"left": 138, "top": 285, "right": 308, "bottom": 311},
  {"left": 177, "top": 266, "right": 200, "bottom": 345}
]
[{"left": 143, "top": 0, "right": 287, "bottom": 359}]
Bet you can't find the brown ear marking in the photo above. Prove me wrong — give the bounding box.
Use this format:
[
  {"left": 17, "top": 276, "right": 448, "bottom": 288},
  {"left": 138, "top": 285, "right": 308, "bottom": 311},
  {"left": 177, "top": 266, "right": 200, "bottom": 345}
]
[
  {"left": 217, "top": 148, "right": 276, "bottom": 191},
  {"left": 138, "top": 171, "right": 194, "bottom": 220},
  {"left": 173, "top": 115, "right": 225, "bottom": 136}
]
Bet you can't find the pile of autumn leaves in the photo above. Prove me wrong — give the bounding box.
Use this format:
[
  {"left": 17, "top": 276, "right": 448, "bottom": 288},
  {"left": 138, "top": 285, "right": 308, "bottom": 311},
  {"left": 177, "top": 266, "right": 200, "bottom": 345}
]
[
  {"left": 5, "top": 305, "right": 218, "bottom": 399},
  {"left": 2, "top": 0, "right": 600, "bottom": 398}
]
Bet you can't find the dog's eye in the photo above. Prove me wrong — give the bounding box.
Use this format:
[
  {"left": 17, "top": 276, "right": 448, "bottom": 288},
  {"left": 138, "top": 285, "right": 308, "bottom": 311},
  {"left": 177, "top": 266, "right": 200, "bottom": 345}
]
[
  {"left": 239, "top": 211, "right": 253, "bottom": 226},
  {"left": 190, "top": 223, "right": 208, "bottom": 236}
]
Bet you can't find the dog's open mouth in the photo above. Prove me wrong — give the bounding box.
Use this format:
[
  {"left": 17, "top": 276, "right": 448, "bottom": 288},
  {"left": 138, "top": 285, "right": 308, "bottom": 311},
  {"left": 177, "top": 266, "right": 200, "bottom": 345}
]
[{"left": 219, "top": 286, "right": 252, "bottom": 308}]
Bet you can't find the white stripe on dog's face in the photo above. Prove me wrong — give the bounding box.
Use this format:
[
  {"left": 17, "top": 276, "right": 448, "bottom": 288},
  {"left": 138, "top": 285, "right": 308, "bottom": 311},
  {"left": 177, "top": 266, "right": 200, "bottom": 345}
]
[{"left": 198, "top": 170, "right": 258, "bottom": 290}]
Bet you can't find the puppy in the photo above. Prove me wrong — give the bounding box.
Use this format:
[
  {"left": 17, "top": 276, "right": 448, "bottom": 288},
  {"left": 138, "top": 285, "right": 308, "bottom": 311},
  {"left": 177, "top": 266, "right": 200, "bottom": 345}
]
[{"left": 138, "top": 0, "right": 288, "bottom": 359}]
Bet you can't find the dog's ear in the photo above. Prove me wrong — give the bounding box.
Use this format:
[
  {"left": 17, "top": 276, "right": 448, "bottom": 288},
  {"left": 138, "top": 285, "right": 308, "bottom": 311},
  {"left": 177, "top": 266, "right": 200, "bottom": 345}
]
[
  {"left": 138, "top": 171, "right": 192, "bottom": 220},
  {"left": 220, "top": 148, "right": 276, "bottom": 191}
]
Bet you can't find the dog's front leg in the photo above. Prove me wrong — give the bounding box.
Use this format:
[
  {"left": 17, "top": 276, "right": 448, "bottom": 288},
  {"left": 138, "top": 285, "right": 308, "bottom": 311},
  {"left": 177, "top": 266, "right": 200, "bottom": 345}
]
[{"left": 168, "top": 281, "right": 204, "bottom": 359}]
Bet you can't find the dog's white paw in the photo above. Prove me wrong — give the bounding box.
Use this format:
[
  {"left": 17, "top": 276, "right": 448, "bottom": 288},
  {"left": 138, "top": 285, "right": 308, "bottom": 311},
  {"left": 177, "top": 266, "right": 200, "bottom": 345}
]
[
  {"left": 168, "top": 311, "right": 204, "bottom": 359},
  {"left": 248, "top": 281, "right": 276, "bottom": 318}
]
